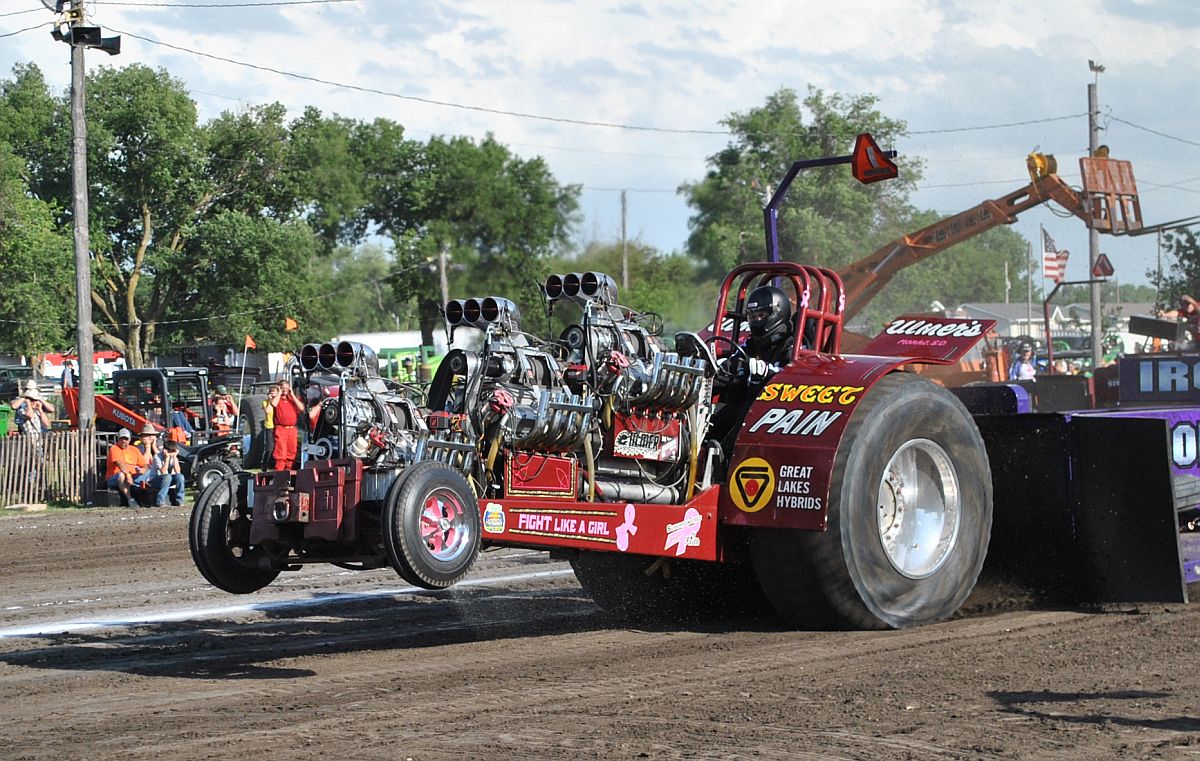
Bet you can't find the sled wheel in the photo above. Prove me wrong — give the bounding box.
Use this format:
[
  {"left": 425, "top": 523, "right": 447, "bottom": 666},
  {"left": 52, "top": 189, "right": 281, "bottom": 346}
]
[
  {"left": 570, "top": 551, "right": 767, "bottom": 623},
  {"left": 189, "top": 473, "right": 279, "bottom": 594},
  {"left": 382, "top": 461, "right": 480, "bottom": 589},
  {"left": 195, "top": 458, "right": 235, "bottom": 491},
  {"left": 750, "top": 373, "right": 992, "bottom": 629}
]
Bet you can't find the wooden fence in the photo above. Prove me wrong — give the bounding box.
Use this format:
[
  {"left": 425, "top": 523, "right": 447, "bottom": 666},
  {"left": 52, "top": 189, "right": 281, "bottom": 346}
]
[{"left": 0, "top": 430, "right": 100, "bottom": 508}]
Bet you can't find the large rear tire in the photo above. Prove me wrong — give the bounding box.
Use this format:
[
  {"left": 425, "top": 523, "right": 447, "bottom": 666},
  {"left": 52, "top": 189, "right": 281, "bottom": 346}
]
[
  {"left": 189, "top": 473, "right": 279, "bottom": 594},
  {"left": 382, "top": 461, "right": 480, "bottom": 589},
  {"left": 750, "top": 373, "right": 992, "bottom": 629},
  {"left": 570, "top": 551, "right": 766, "bottom": 623}
]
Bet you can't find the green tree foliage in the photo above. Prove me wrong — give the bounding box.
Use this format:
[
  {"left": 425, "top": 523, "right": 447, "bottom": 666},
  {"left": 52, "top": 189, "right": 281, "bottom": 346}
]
[
  {"left": 0, "top": 144, "right": 73, "bottom": 354},
  {"left": 0, "top": 64, "right": 335, "bottom": 366},
  {"left": 362, "top": 130, "right": 581, "bottom": 344},
  {"left": 1150, "top": 229, "right": 1200, "bottom": 309},
  {"left": 682, "top": 87, "right": 916, "bottom": 279},
  {"left": 548, "top": 242, "right": 718, "bottom": 336}
]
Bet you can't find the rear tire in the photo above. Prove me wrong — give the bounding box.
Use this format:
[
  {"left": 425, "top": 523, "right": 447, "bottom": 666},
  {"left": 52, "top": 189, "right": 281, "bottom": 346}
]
[
  {"left": 189, "top": 473, "right": 279, "bottom": 594},
  {"left": 382, "top": 461, "right": 480, "bottom": 589},
  {"left": 750, "top": 373, "right": 992, "bottom": 629},
  {"left": 570, "top": 551, "right": 767, "bottom": 623}
]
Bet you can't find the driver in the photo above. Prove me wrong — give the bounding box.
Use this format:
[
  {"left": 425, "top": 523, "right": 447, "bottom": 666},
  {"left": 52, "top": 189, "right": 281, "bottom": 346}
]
[{"left": 707, "top": 284, "right": 795, "bottom": 458}]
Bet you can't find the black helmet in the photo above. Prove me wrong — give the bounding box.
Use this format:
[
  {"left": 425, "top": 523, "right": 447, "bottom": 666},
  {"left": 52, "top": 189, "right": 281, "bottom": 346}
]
[{"left": 746, "top": 286, "right": 791, "bottom": 338}]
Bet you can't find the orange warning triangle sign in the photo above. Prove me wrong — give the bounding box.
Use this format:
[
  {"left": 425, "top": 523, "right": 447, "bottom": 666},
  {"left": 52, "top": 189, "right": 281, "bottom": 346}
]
[
  {"left": 1092, "top": 253, "right": 1114, "bottom": 278},
  {"left": 852, "top": 133, "right": 898, "bottom": 184}
]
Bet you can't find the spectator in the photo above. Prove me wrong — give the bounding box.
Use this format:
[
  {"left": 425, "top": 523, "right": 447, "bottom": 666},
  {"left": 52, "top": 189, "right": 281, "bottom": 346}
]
[
  {"left": 1008, "top": 342, "right": 1037, "bottom": 380},
  {"left": 106, "top": 428, "right": 150, "bottom": 508},
  {"left": 136, "top": 423, "right": 160, "bottom": 462},
  {"left": 11, "top": 384, "right": 51, "bottom": 436},
  {"left": 168, "top": 401, "right": 194, "bottom": 445},
  {"left": 270, "top": 379, "right": 305, "bottom": 471},
  {"left": 1158, "top": 295, "right": 1200, "bottom": 350},
  {"left": 60, "top": 359, "right": 77, "bottom": 389},
  {"left": 210, "top": 385, "right": 236, "bottom": 434},
  {"left": 261, "top": 384, "right": 279, "bottom": 469},
  {"left": 400, "top": 356, "right": 416, "bottom": 382},
  {"left": 148, "top": 439, "right": 186, "bottom": 507}
]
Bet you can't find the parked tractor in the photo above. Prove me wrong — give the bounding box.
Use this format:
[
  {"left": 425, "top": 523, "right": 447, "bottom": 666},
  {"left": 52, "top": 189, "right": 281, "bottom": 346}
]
[{"left": 64, "top": 366, "right": 243, "bottom": 490}]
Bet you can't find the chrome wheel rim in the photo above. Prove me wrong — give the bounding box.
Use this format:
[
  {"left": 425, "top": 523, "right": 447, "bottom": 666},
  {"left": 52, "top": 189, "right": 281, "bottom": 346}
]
[
  {"left": 419, "top": 486, "right": 472, "bottom": 563},
  {"left": 876, "top": 438, "right": 960, "bottom": 579}
]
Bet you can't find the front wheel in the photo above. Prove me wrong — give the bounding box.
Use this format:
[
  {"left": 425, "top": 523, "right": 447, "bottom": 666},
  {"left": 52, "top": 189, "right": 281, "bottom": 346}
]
[
  {"left": 189, "top": 473, "right": 279, "bottom": 594},
  {"left": 382, "top": 461, "right": 480, "bottom": 589},
  {"left": 195, "top": 458, "right": 236, "bottom": 491},
  {"left": 750, "top": 373, "right": 993, "bottom": 629}
]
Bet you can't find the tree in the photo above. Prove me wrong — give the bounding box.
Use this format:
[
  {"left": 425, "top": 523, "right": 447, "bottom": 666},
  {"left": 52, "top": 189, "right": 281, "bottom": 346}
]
[
  {"left": 682, "top": 87, "right": 917, "bottom": 280},
  {"left": 0, "top": 64, "right": 332, "bottom": 365},
  {"left": 362, "top": 130, "right": 581, "bottom": 345},
  {"left": 0, "top": 144, "right": 73, "bottom": 354},
  {"left": 1150, "top": 228, "right": 1200, "bottom": 311}
]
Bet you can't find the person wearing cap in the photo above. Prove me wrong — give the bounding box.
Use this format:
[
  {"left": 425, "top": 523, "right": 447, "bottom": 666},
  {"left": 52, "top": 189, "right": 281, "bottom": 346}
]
[
  {"left": 11, "top": 385, "right": 51, "bottom": 436},
  {"left": 106, "top": 428, "right": 150, "bottom": 508},
  {"left": 209, "top": 384, "right": 236, "bottom": 434},
  {"left": 136, "top": 423, "right": 161, "bottom": 464},
  {"left": 60, "top": 359, "right": 77, "bottom": 389}
]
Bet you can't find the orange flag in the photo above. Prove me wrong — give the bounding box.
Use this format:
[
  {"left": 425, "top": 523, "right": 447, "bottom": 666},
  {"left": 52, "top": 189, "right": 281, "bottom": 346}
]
[
  {"left": 244, "top": 334, "right": 256, "bottom": 350},
  {"left": 284, "top": 317, "right": 299, "bottom": 331}
]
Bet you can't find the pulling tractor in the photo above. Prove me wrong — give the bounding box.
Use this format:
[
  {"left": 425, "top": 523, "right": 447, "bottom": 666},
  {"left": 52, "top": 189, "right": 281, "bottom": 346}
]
[{"left": 191, "top": 137, "right": 1196, "bottom": 628}]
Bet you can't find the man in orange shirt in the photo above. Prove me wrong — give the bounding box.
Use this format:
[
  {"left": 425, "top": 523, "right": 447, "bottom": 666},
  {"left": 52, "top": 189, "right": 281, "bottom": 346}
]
[
  {"left": 270, "top": 380, "right": 305, "bottom": 471},
  {"left": 106, "top": 428, "right": 150, "bottom": 507}
]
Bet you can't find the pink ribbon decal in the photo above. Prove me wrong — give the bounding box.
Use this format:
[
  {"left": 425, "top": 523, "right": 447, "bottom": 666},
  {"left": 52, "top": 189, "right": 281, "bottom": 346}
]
[
  {"left": 615, "top": 504, "right": 638, "bottom": 552},
  {"left": 664, "top": 507, "right": 702, "bottom": 556}
]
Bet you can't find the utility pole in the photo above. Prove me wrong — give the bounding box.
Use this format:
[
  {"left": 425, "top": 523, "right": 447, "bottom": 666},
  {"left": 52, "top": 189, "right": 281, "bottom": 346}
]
[
  {"left": 620, "top": 190, "right": 628, "bottom": 291},
  {"left": 1088, "top": 61, "right": 1105, "bottom": 369},
  {"left": 1026, "top": 240, "right": 1033, "bottom": 337},
  {"left": 438, "top": 243, "right": 450, "bottom": 308}
]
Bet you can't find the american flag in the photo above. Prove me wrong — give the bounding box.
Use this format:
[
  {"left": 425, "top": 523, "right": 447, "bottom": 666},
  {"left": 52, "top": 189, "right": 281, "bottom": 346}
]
[{"left": 1042, "top": 228, "right": 1070, "bottom": 283}]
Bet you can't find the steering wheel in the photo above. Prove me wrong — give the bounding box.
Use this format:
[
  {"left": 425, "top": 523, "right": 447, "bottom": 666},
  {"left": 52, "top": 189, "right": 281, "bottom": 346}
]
[{"left": 705, "top": 334, "right": 750, "bottom": 385}]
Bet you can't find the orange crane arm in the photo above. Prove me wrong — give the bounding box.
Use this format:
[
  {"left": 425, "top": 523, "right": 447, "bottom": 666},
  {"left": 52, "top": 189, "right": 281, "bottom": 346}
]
[{"left": 838, "top": 173, "right": 1092, "bottom": 321}]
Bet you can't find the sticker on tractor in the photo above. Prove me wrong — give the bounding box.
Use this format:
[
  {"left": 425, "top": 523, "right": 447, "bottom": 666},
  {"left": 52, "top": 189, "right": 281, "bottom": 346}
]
[
  {"left": 663, "top": 507, "right": 702, "bottom": 556},
  {"left": 482, "top": 502, "right": 506, "bottom": 534},
  {"left": 775, "top": 465, "right": 822, "bottom": 510},
  {"left": 747, "top": 408, "right": 843, "bottom": 437},
  {"left": 615, "top": 504, "right": 638, "bottom": 551},
  {"left": 757, "top": 383, "right": 864, "bottom": 406},
  {"left": 731, "top": 457, "right": 775, "bottom": 513}
]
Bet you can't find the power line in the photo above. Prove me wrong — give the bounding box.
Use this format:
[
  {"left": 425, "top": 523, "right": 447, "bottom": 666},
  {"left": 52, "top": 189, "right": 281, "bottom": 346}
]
[
  {"left": 0, "top": 22, "right": 46, "bottom": 39},
  {"left": 909, "top": 113, "right": 1086, "bottom": 135},
  {"left": 1109, "top": 114, "right": 1200, "bottom": 148},
  {"left": 0, "top": 7, "right": 45, "bottom": 18},
  {"left": 105, "top": 27, "right": 731, "bottom": 136}
]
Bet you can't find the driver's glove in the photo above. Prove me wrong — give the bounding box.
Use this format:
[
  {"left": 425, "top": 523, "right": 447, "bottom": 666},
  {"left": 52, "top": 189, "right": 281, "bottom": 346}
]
[{"left": 747, "top": 357, "right": 774, "bottom": 381}]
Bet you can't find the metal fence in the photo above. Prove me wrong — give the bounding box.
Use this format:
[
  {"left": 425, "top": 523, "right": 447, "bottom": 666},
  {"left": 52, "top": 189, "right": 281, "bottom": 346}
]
[{"left": 0, "top": 430, "right": 99, "bottom": 508}]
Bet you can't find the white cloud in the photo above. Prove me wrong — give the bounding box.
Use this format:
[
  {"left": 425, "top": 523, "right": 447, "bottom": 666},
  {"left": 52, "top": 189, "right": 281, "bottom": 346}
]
[{"left": 2, "top": 0, "right": 1196, "bottom": 283}]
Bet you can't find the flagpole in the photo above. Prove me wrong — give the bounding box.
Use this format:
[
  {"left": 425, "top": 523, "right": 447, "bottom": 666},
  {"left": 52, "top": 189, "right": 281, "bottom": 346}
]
[
  {"left": 1027, "top": 239, "right": 1033, "bottom": 340},
  {"left": 235, "top": 344, "right": 248, "bottom": 434}
]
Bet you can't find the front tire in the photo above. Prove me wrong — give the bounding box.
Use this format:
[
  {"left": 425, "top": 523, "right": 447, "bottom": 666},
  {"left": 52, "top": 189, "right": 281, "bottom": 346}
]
[
  {"left": 382, "top": 461, "right": 480, "bottom": 589},
  {"left": 189, "top": 473, "right": 279, "bottom": 594},
  {"left": 195, "top": 458, "right": 236, "bottom": 491},
  {"left": 750, "top": 373, "right": 992, "bottom": 629}
]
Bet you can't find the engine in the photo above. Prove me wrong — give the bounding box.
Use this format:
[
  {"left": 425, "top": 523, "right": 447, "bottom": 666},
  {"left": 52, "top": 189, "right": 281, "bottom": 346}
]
[
  {"left": 432, "top": 273, "right": 712, "bottom": 505},
  {"left": 297, "top": 339, "right": 427, "bottom": 470}
]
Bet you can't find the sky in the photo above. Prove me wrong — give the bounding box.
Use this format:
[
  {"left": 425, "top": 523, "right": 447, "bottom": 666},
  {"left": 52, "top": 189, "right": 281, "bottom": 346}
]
[{"left": 2, "top": 0, "right": 1199, "bottom": 297}]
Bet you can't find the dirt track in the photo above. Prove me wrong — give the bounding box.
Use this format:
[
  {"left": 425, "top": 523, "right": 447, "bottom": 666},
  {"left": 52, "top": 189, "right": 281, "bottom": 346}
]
[{"left": 1, "top": 508, "right": 1198, "bottom": 760}]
